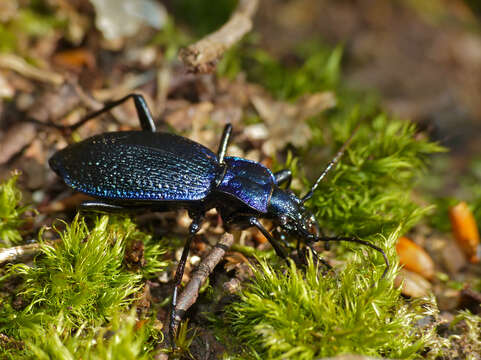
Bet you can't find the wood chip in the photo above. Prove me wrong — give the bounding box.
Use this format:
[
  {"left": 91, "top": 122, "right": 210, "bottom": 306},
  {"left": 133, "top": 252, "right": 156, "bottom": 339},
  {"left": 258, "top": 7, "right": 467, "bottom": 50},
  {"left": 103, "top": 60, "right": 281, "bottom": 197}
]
[
  {"left": 179, "top": 0, "right": 259, "bottom": 73},
  {"left": 0, "top": 54, "right": 64, "bottom": 85}
]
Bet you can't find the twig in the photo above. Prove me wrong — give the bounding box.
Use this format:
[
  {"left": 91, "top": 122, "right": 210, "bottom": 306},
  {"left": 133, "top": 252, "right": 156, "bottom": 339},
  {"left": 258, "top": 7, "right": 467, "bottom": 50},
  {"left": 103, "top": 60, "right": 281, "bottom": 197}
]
[
  {"left": 171, "top": 232, "right": 235, "bottom": 334},
  {"left": 179, "top": 0, "right": 258, "bottom": 73},
  {"left": 0, "top": 240, "right": 61, "bottom": 265},
  {"left": 0, "top": 54, "right": 64, "bottom": 85}
]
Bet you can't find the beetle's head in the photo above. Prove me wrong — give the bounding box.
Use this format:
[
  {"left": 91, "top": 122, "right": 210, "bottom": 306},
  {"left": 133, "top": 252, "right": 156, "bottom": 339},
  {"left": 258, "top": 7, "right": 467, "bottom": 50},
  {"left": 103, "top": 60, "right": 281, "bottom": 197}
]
[
  {"left": 268, "top": 187, "right": 319, "bottom": 241},
  {"left": 268, "top": 187, "right": 390, "bottom": 278}
]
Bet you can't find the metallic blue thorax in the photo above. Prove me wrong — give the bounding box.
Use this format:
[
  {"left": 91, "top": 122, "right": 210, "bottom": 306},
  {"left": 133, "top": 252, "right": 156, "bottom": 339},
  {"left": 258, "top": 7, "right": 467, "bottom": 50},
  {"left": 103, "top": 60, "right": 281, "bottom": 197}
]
[{"left": 217, "top": 157, "right": 275, "bottom": 213}]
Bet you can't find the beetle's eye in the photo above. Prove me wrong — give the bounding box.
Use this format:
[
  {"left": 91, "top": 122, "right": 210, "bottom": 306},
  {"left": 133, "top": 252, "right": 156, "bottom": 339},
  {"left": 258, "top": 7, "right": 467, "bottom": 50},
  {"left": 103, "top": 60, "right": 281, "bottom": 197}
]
[
  {"left": 306, "top": 217, "right": 320, "bottom": 236},
  {"left": 308, "top": 223, "right": 316, "bottom": 234},
  {"left": 279, "top": 215, "right": 288, "bottom": 226}
]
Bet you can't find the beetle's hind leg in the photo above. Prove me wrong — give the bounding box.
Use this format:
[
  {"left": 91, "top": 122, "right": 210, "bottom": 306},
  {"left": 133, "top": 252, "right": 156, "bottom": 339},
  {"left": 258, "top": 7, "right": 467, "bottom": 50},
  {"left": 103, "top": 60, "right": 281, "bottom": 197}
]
[
  {"left": 69, "top": 93, "right": 156, "bottom": 132},
  {"left": 169, "top": 214, "right": 203, "bottom": 348}
]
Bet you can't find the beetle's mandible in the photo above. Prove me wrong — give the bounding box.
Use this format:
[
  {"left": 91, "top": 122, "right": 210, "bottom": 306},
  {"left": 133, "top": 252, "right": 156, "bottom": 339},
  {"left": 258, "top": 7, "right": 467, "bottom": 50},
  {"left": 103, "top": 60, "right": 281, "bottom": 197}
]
[{"left": 49, "top": 94, "right": 389, "bottom": 344}]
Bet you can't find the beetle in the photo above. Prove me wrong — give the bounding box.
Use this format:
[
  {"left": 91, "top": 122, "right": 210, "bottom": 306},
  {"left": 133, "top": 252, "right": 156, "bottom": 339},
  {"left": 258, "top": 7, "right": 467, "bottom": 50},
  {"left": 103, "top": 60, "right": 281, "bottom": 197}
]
[{"left": 49, "top": 93, "right": 389, "bottom": 344}]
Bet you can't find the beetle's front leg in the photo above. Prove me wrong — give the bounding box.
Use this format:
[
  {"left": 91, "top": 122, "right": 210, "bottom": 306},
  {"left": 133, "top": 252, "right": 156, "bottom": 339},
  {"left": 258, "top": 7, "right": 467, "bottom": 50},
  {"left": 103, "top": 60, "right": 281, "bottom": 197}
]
[
  {"left": 249, "top": 217, "right": 288, "bottom": 261},
  {"left": 169, "top": 213, "right": 203, "bottom": 347}
]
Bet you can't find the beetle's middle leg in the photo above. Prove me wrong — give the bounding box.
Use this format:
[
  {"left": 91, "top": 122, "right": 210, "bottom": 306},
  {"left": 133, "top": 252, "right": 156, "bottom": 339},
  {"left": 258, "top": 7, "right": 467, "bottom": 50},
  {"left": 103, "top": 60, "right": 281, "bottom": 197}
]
[
  {"left": 274, "top": 169, "right": 292, "bottom": 188},
  {"left": 79, "top": 201, "right": 134, "bottom": 213},
  {"left": 217, "top": 123, "right": 233, "bottom": 164},
  {"left": 169, "top": 213, "right": 203, "bottom": 346}
]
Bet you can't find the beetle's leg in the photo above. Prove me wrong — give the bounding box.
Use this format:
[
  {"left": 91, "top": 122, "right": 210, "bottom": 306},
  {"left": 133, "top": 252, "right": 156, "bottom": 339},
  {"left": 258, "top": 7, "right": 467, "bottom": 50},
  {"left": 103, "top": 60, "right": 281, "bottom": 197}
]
[
  {"left": 272, "top": 228, "right": 295, "bottom": 251},
  {"left": 249, "top": 217, "right": 288, "bottom": 260},
  {"left": 217, "top": 123, "right": 232, "bottom": 164},
  {"left": 273, "top": 169, "right": 292, "bottom": 188},
  {"left": 170, "top": 215, "right": 202, "bottom": 347},
  {"left": 70, "top": 93, "right": 156, "bottom": 132},
  {"left": 305, "top": 242, "right": 332, "bottom": 271},
  {"left": 319, "top": 228, "right": 330, "bottom": 251},
  {"left": 79, "top": 201, "right": 130, "bottom": 213}
]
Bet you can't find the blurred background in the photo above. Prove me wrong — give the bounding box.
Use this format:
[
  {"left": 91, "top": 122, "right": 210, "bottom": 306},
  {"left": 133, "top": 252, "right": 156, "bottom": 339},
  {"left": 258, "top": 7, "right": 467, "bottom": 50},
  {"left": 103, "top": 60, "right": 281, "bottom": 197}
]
[{"left": 1, "top": 0, "right": 481, "bottom": 197}]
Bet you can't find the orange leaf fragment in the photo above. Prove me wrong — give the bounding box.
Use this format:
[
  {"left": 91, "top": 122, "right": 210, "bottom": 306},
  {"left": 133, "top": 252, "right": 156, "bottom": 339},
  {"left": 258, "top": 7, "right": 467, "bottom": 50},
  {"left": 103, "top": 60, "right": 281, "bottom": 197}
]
[
  {"left": 53, "top": 48, "right": 96, "bottom": 71},
  {"left": 449, "top": 201, "right": 480, "bottom": 264},
  {"left": 396, "top": 236, "right": 435, "bottom": 280}
]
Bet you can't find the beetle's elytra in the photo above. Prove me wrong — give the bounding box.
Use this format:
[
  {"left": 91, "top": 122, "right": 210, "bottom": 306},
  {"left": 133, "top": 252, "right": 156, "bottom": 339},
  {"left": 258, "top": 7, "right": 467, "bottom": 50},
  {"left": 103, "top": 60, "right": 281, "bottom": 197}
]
[{"left": 49, "top": 93, "right": 388, "bottom": 345}]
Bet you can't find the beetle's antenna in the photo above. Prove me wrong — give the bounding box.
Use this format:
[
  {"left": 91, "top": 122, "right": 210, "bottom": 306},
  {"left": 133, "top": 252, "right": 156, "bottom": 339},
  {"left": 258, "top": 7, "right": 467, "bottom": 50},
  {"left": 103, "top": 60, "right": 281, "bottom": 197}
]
[
  {"left": 314, "top": 236, "right": 390, "bottom": 279},
  {"left": 301, "top": 124, "right": 360, "bottom": 204}
]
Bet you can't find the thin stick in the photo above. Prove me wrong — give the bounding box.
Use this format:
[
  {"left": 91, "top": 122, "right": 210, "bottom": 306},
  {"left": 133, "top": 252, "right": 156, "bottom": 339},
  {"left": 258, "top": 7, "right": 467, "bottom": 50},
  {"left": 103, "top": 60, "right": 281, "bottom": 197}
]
[
  {"left": 170, "top": 232, "right": 235, "bottom": 335},
  {"left": 179, "top": 0, "right": 258, "bottom": 73},
  {"left": 0, "top": 239, "right": 61, "bottom": 265}
]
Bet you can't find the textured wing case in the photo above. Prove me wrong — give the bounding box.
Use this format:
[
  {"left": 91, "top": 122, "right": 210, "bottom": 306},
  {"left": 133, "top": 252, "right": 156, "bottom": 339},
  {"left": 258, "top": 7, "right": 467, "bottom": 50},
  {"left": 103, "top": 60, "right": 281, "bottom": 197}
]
[{"left": 50, "top": 131, "right": 220, "bottom": 201}]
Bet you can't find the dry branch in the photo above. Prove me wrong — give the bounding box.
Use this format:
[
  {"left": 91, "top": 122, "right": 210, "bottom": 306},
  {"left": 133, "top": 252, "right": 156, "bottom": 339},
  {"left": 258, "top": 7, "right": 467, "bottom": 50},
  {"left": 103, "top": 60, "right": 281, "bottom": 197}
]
[
  {"left": 179, "top": 0, "right": 258, "bottom": 73},
  {"left": 171, "top": 232, "right": 235, "bottom": 334},
  {"left": 0, "top": 54, "right": 64, "bottom": 85},
  {"left": 0, "top": 240, "right": 61, "bottom": 265}
]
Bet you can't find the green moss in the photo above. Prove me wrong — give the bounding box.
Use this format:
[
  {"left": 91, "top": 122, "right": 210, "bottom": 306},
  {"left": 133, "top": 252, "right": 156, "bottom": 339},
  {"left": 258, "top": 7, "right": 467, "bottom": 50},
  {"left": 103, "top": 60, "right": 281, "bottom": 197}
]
[
  {"left": 425, "top": 310, "right": 481, "bottom": 359},
  {"left": 308, "top": 114, "right": 444, "bottom": 239},
  {"left": 0, "top": 172, "right": 31, "bottom": 247},
  {"left": 141, "top": 235, "right": 170, "bottom": 280},
  {"left": 1, "top": 216, "right": 144, "bottom": 333},
  {"left": 0, "top": 215, "right": 168, "bottom": 358},
  {"left": 449, "top": 311, "right": 481, "bottom": 357},
  {"left": 219, "top": 41, "right": 342, "bottom": 100},
  {"left": 0, "top": 1, "right": 64, "bottom": 53},
  {"left": 171, "top": 0, "right": 237, "bottom": 37},
  {"left": 3, "top": 309, "right": 160, "bottom": 360},
  {"left": 225, "top": 230, "right": 432, "bottom": 359}
]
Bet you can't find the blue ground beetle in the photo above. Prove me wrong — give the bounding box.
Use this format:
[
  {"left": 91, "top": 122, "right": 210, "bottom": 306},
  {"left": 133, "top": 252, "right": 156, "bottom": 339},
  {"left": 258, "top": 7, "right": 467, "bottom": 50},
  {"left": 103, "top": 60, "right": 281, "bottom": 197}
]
[{"left": 49, "top": 94, "right": 389, "bottom": 343}]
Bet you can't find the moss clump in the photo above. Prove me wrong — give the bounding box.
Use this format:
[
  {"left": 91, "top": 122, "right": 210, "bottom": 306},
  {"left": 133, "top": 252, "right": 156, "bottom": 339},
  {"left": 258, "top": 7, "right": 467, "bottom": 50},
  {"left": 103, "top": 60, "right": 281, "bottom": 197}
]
[
  {"left": 0, "top": 172, "right": 31, "bottom": 247},
  {"left": 0, "top": 214, "right": 168, "bottom": 358},
  {"left": 10, "top": 309, "right": 160, "bottom": 360},
  {"left": 0, "top": 214, "right": 165, "bottom": 335},
  {"left": 225, "top": 230, "right": 433, "bottom": 359},
  {"left": 219, "top": 41, "right": 342, "bottom": 100},
  {"left": 309, "top": 114, "right": 445, "bottom": 239}
]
